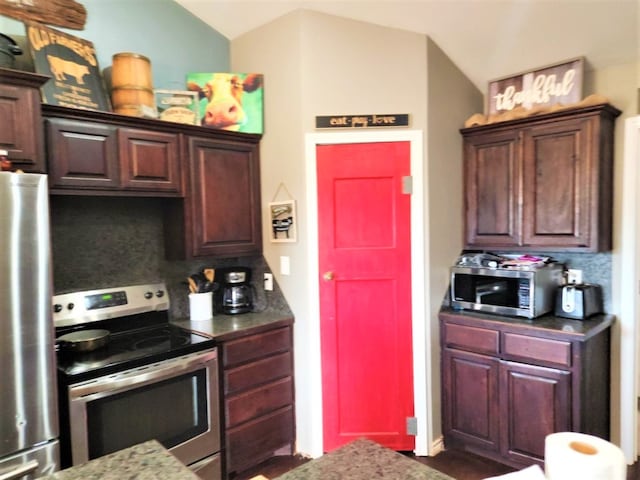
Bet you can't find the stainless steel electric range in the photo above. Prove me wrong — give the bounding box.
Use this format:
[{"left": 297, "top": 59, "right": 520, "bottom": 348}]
[{"left": 53, "top": 283, "right": 221, "bottom": 480}]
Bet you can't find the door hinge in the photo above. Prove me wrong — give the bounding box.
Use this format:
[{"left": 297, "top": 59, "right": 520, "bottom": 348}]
[
  {"left": 406, "top": 416, "right": 417, "bottom": 436},
  {"left": 402, "top": 176, "right": 413, "bottom": 195}
]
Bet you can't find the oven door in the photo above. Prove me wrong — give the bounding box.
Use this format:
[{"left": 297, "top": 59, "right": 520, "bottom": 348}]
[{"left": 67, "top": 349, "right": 219, "bottom": 475}]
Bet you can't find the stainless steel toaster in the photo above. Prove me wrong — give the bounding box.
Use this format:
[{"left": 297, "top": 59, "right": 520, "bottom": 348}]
[{"left": 554, "top": 284, "right": 603, "bottom": 320}]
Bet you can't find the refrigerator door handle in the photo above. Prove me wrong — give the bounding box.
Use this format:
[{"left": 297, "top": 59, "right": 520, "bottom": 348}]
[{"left": 0, "top": 460, "right": 39, "bottom": 480}]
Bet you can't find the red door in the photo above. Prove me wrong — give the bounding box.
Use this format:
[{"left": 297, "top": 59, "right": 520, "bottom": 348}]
[{"left": 317, "top": 141, "right": 414, "bottom": 452}]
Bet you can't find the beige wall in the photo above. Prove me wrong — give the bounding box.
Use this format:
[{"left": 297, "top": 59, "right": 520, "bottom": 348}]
[
  {"left": 232, "top": 9, "right": 481, "bottom": 455},
  {"left": 232, "top": 8, "right": 638, "bottom": 457},
  {"left": 595, "top": 60, "right": 640, "bottom": 449},
  {"left": 424, "top": 37, "right": 483, "bottom": 442}
]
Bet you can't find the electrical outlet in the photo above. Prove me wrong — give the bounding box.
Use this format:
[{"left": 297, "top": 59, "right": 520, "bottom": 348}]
[
  {"left": 567, "top": 269, "right": 583, "bottom": 284},
  {"left": 263, "top": 273, "right": 273, "bottom": 291}
]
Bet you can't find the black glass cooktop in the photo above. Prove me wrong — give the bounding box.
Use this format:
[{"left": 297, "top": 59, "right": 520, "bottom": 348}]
[{"left": 56, "top": 322, "right": 215, "bottom": 382}]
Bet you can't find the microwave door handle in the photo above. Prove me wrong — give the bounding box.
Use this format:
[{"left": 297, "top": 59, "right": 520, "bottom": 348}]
[
  {"left": 70, "top": 350, "right": 216, "bottom": 399},
  {"left": 0, "top": 460, "right": 39, "bottom": 480}
]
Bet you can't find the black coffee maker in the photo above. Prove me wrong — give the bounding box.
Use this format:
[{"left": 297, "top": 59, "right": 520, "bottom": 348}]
[{"left": 215, "top": 267, "right": 253, "bottom": 314}]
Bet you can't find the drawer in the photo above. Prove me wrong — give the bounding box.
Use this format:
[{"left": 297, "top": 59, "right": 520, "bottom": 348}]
[
  {"left": 226, "top": 406, "right": 294, "bottom": 473},
  {"left": 502, "top": 333, "right": 572, "bottom": 368},
  {"left": 226, "top": 376, "right": 293, "bottom": 428},
  {"left": 223, "top": 326, "right": 291, "bottom": 367},
  {"left": 443, "top": 322, "right": 499, "bottom": 355},
  {"left": 225, "top": 351, "right": 292, "bottom": 395}
]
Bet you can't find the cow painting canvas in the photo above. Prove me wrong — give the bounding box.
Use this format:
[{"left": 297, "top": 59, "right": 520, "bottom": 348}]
[
  {"left": 187, "top": 72, "right": 264, "bottom": 134},
  {"left": 24, "top": 21, "right": 110, "bottom": 112}
]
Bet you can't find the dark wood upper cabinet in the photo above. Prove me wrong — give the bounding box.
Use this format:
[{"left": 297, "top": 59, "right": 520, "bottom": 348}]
[
  {"left": 165, "top": 135, "right": 262, "bottom": 259},
  {"left": 463, "top": 129, "right": 520, "bottom": 247},
  {"left": 46, "top": 118, "right": 119, "bottom": 190},
  {"left": 45, "top": 111, "right": 183, "bottom": 196},
  {"left": 42, "top": 105, "right": 263, "bottom": 259},
  {"left": 461, "top": 104, "right": 620, "bottom": 252},
  {"left": 0, "top": 68, "right": 49, "bottom": 172},
  {"left": 118, "top": 128, "right": 182, "bottom": 193}
]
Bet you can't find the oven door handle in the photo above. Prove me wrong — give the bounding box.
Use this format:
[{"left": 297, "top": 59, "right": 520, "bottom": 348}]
[
  {"left": 0, "top": 460, "right": 39, "bottom": 480},
  {"left": 69, "top": 349, "right": 217, "bottom": 399}
]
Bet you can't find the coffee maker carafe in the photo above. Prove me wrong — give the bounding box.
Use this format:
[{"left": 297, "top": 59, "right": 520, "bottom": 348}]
[{"left": 216, "top": 267, "right": 253, "bottom": 314}]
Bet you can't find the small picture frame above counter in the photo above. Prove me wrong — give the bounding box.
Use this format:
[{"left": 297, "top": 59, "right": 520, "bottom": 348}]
[{"left": 269, "top": 200, "right": 297, "bottom": 243}]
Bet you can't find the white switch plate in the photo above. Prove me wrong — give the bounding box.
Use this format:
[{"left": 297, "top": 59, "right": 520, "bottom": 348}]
[
  {"left": 567, "top": 269, "right": 583, "bottom": 284},
  {"left": 263, "top": 273, "right": 273, "bottom": 291},
  {"left": 280, "top": 256, "right": 290, "bottom": 275}
]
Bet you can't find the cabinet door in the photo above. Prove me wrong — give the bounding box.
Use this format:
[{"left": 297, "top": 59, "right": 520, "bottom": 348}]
[
  {"left": 463, "top": 130, "right": 520, "bottom": 248},
  {"left": 226, "top": 406, "right": 294, "bottom": 474},
  {"left": 118, "top": 128, "right": 182, "bottom": 194},
  {"left": 46, "top": 118, "right": 119, "bottom": 190},
  {"left": 187, "top": 136, "right": 262, "bottom": 257},
  {"left": 442, "top": 348, "right": 500, "bottom": 453},
  {"left": 499, "top": 360, "right": 571, "bottom": 465},
  {"left": 0, "top": 83, "right": 45, "bottom": 172},
  {"left": 521, "top": 117, "right": 592, "bottom": 248}
]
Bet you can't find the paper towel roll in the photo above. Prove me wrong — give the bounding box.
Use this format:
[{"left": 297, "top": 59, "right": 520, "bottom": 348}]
[{"left": 545, "top": 432, "right": 626, "bottom": 480}]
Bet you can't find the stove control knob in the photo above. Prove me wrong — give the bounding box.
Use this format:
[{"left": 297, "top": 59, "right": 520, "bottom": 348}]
[
  {"left": 156, "top": 290, "right": 165, "bottom": 298},
  {"left": 144, "top": 291, "right": 153, "bottom": 300},
  {"left": 67, "top": 303, "right": 75, "bottom": 311},
  {"left": 53, "top": 304, "right": 63, "bottom": 313}
]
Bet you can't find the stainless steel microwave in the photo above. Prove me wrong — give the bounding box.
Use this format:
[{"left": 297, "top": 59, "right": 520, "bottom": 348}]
[{"left": 450, "top": 263, "right": 564, "bottom": 318}]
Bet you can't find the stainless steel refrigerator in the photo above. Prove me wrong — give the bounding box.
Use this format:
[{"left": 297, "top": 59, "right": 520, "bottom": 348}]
[{"left": 0, "top": 172, "right": 59, "bottom": 478}]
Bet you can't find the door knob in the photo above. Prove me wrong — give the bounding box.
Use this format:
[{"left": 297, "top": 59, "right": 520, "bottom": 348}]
[{"left": 323, "top": 271, "right": 334, "bottom": 281}]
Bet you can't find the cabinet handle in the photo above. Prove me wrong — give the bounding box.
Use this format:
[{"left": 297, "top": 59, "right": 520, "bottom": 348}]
[{"left": 323, "top": 271, "right": 334, "bottom": 281}]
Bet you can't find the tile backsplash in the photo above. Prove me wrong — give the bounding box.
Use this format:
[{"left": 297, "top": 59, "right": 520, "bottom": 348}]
[
  {"left": 492, "top": 250, "right": 612, "bottom": 313},
  {"left": 49, "top": 195, "right": 290, "bottom": 318}
]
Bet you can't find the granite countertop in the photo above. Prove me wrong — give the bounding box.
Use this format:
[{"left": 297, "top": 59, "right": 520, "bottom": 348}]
[
  {"left": 38, "top": 440, "right": 199, "bottom": 480},
  {"left": 172, "top": 310, "right": 294, "bottom": 342},
  {"left": 274, "top": 438, "right": 455, "bottom": 480},
  {"left": 439, "top": 306, "right": 613, "bottom": 341}
]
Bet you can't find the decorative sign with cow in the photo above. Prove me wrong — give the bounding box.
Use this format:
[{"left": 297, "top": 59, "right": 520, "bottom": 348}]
[
  {"left": 24, "top": 21, "right": 110, "bottom": 111},
  {"left": 269, "top": 200, "right": 297, "bottom": 243},
  {"left": 187, "top": 72, "right": 264, "bottom": 134}
]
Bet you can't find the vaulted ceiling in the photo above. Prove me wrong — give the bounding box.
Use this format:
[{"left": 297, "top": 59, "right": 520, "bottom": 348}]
[{"left": 174, "top": 0, "right": 639, "bottom": 91}]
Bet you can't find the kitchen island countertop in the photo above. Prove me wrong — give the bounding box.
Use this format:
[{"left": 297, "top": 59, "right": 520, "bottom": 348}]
[
  {"left": 274, "top": 438, "right": 455, "bottom": 480},
  {"left": 172, "top": 310, "right": 294, "bottom": 342},
  {"left": 39, "top": 440, "right": 199, "bottom": 480}
]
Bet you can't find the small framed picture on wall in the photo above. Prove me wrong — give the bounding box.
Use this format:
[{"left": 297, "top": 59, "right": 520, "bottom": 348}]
[{"left": 269, "top": 200, "right": 296, "bottom": 243}]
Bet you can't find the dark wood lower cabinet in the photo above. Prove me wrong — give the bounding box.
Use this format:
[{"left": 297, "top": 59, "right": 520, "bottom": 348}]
[
  {"left": 443, "top": 349, "right": 500, "bottom": 454},
  {"left": 220, "top": 324, "right": 295, "bottom": 478},
  {"left": 226, "top": 406, "right": 295, "bottom": 474},
  {"left": 499, "top": 361, "right": 571, "bottom": 464},
  {"left": 440, "top": 308, "right": 612, "bottom": 469}
]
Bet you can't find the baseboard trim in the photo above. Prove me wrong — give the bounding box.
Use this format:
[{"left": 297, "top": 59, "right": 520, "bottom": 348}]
[{"left": 430, "top": 435, "right": 445, "bottom": 456}]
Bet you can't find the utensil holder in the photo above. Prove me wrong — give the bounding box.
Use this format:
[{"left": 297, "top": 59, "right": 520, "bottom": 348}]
[{"left": 189, "top": 292, "right": 213, "bottom": 321}]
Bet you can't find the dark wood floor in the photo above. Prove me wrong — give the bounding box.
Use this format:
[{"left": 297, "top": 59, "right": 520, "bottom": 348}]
[{"left": 234, "top": 448, "right": 639, "bottom": 480}]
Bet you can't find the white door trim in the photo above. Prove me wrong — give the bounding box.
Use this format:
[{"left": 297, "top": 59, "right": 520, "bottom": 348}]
[
  {"left": 304, "top": 130, "right": 428, "bottom": 457},
  {"left": 617, "top": 115, "right": 640, "bottom": 462}
]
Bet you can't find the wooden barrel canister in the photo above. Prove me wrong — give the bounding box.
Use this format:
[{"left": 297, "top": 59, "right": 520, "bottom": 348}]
[{"left": 111, "top": 52, "right": 156, "bottom": 116}]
